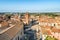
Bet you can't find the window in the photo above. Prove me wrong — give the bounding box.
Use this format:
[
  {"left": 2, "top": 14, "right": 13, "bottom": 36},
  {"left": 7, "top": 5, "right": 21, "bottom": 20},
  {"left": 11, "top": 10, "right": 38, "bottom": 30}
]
[{"left": 18, "top": 36, "right": 19, "bottom": 40}]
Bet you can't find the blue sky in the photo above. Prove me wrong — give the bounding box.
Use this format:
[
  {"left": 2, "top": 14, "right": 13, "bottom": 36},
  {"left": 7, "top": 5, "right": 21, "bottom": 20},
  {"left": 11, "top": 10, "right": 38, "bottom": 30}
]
[{"left": 0, "top": 0, "right": 60, "bottom": 12}]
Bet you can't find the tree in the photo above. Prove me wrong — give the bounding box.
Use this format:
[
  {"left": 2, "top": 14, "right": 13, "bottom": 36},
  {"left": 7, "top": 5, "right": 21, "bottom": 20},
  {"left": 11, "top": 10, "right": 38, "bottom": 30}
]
[{"left": 45, "top": 36, "right": 57, "bottom": 40}]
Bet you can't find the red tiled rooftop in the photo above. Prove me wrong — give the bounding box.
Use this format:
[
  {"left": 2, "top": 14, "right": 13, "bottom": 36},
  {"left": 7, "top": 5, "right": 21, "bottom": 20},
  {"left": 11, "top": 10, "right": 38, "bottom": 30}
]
[
  {"left": 52, "top": 27, "right": 60, "bottom": 33},
  {"left": 46, "top": 30, "right": 51, "bottom": 35}
]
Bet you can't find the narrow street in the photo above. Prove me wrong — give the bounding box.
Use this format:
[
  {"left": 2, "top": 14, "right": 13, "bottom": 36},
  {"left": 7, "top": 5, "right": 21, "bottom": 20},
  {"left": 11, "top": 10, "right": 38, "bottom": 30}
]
[{"left": 24, "top": 19, "right": 40, "bottom": 40}]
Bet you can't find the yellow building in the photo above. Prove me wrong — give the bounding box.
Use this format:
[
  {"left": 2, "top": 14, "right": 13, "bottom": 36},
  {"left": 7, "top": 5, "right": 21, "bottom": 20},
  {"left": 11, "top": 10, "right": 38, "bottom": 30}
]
[{"left": 24, "top": 12, "right": 30, "bottom": 25}]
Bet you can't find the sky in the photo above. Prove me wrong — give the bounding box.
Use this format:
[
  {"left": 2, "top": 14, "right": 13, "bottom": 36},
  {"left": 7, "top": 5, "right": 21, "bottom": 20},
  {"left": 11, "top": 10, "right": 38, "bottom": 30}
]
[{"left": 0, "top": 0, "right": 60, "bottom": 12}]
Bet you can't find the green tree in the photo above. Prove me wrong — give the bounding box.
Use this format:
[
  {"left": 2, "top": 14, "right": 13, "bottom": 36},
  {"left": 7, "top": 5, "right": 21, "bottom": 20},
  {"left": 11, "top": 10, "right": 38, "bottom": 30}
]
[{"left": 45, "top": 36, "right": 58, "bottom": 40}]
